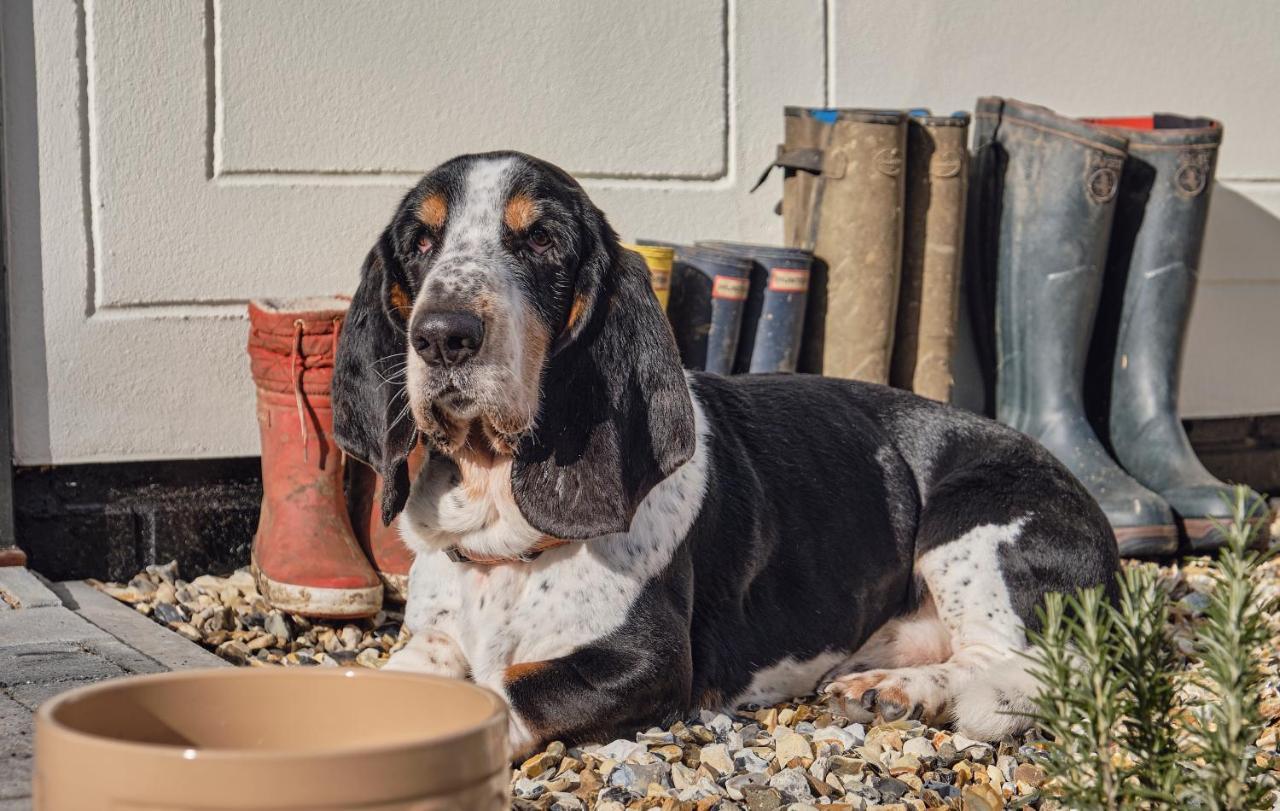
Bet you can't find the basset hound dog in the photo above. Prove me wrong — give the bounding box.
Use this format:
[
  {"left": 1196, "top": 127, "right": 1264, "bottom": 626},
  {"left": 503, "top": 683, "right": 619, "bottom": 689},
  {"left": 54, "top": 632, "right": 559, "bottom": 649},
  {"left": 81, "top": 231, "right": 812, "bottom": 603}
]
[{"left": 332, "top": 151, "right": 1120, "bottom": 756}]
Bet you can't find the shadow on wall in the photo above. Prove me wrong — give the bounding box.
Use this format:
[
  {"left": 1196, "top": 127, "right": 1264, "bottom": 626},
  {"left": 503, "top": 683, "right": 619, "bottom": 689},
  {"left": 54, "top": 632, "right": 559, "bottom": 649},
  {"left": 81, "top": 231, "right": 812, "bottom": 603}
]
[
  {"left": 1183, "top": 183, "right": 1280, "bottom": 418},
  {"left": 953, "top": 181, "right": 1280, "bottom": 419}
]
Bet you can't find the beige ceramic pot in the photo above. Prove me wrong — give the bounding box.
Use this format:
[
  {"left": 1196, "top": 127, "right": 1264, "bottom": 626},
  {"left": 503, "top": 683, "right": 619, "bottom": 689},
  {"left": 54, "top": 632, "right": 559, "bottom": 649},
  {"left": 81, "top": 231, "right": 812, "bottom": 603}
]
[{"left": 33, "top": 668, "right": 509, "bottom": 810}]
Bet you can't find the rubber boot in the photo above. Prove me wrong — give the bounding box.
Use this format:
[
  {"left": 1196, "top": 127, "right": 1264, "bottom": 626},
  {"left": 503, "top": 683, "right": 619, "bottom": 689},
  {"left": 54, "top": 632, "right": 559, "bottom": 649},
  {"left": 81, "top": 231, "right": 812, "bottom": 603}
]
[
  {"left": 695, "top": 241, "right": 813, "bottom": 373},
  {"left": 348, "top": 445, "right": 426, "bottom": 602},
  {"left": 248, "top": 299, "right": 382, "bottom": 618},
  {"left": 890, "top": 111, "right": 970, "bottom": 402},
  {"left": 622, "top": 243, "right": 674, "bottom": 311},
  {"left": 664, "top": 244, "right": 752, "bottom": 374},
  {"left": 967, "top": 98, "right": 1178, "bottom": 556},
  {"left": 1085, "top": 114, "right": 1271, "bottom": 550},
  {"left": 771, "top": 107, "right": 908, "bottom": 381}
]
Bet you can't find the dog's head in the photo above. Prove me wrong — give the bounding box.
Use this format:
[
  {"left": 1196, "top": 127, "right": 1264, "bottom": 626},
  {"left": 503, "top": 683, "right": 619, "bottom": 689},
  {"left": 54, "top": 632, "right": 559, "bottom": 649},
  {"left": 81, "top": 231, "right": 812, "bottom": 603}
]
[{"left": 334, "top": 152, "right": 696, "bottom": 539}]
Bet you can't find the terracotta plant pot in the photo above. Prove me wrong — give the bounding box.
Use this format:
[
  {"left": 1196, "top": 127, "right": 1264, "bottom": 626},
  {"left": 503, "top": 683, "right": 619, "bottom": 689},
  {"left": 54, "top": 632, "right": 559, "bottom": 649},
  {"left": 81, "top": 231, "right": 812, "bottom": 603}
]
[{"left": 34, "top": 668, "right": 509, "bottom": 810}]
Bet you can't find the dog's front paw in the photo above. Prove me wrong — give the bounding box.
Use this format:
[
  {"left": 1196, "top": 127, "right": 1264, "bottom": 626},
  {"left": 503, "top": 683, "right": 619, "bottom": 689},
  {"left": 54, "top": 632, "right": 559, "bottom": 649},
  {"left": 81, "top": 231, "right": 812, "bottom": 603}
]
[
  {"left": 383, "top": 630, "right": 468, "bottom": 678},
  {"left": 823, "top": 666, "right": 948, "bottom": 725}
]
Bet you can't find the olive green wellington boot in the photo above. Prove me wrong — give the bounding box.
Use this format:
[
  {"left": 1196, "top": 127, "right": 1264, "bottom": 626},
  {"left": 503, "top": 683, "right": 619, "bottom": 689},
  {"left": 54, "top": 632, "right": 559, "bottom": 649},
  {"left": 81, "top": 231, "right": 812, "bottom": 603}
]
[
  {"left": 967, "top": 98, "right": 1178, "bottom": 556},
  {"left": 771, "top": 107, "right": 908, "bottom": 381},
  {"left": 1085, "top": 114, "right": 1271, "bottom": 550},
  {"left": 890, "top": 112, "right": 970, "bottom": 402}
]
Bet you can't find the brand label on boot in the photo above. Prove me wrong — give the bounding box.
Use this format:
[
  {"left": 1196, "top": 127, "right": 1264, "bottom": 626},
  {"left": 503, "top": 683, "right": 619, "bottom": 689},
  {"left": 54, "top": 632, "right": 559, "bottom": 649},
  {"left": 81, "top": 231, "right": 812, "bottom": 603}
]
[
  {"left": 1085, "top": 153, "right": 1124, "bottom": 204},
  {"left": 1175, "top": 150, "right": 1211, "bottom": 197},
  {"left": 931, "top": 149, "right": 964, "bottom": 178},
  {"left": 712, "top": 275, "right": 750, "bottom": 301},
  {"left": 874, "top": 147, "right": 904, "bottom": 177},
  {"left": 649, "top": 269, "right": 671, "bottom": 293},
  {"left": 768, "top": 267, "right": 810, "bottom": 293}
]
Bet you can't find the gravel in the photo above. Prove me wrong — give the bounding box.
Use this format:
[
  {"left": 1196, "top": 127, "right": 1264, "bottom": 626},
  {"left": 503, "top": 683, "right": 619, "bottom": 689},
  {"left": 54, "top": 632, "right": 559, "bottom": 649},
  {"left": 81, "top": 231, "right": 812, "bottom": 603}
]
[
  {"left": 89, "top": 562, "right": 407, "bottom": 670},
  {"left": 92, "top": 550, "right": 1280, "bottom": 810}
]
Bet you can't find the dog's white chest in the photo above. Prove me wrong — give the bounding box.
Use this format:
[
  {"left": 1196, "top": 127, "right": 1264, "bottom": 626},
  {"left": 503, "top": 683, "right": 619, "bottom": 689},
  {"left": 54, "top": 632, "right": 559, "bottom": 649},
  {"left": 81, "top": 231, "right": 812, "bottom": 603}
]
[{"left": 398, "top": 397, "right": 711, "bottom": 686}]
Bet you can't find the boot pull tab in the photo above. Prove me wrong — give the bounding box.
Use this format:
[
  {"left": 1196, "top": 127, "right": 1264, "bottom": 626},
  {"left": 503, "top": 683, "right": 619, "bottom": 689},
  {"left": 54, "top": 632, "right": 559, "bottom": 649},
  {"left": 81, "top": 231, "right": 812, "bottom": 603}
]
[
  {"left": 291, "top": 319, "right": 310, "bottom": 463},
  {"left": 749, "top": 145, "right": 827, "bottom": 193}
]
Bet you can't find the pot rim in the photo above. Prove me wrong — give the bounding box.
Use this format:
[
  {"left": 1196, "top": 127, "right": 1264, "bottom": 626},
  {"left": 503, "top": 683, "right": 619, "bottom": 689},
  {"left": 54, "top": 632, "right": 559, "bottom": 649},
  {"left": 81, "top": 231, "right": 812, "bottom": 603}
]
[{"left": 36, "top": 667, "right": 508, "bottom": 764}]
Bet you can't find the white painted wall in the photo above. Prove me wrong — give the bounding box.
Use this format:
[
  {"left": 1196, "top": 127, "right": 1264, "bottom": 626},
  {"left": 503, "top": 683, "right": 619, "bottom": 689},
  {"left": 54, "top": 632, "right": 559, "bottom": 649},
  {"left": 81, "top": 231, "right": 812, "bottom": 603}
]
[{"left": 3, "top": 0, "right": 1278, "bottom": 465}]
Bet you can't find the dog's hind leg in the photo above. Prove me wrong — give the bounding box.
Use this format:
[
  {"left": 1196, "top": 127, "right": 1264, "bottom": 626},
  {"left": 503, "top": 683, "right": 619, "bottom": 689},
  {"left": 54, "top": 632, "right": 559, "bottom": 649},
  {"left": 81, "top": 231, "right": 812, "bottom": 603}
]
[{"left": 824, "top": 517, "right": 1037, "bottom": 739}]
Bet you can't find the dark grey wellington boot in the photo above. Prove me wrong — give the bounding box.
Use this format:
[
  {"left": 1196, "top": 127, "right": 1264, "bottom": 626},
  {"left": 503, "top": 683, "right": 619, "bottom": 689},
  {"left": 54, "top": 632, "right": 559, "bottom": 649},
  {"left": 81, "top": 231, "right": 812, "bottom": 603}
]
[
  {"left": 968, "top": 98, "right": 1178, "bottom": 556},
  {"left": 1085, "top": 114, "right": 1271, "bottom": 550}
]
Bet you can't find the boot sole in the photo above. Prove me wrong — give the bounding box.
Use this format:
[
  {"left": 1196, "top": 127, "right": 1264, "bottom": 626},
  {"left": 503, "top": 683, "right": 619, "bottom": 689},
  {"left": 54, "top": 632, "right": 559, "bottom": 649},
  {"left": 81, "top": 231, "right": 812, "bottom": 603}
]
[
  {"left": 1113, "top": 525, "right": 1179, "bottom": 558},
  {"left": 1182, "top": 516, "right": 1273, "bottom": 553},
  {"left": 252, "top": 564, "right": 382, "bottom": 620}
]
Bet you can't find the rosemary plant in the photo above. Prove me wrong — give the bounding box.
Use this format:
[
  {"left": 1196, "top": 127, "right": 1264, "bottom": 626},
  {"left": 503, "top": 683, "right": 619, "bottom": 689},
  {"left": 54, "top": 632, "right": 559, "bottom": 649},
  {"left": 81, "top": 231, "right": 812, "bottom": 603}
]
[{"left": 1024, "top": 485, "right": 1275, "bottom": 810}]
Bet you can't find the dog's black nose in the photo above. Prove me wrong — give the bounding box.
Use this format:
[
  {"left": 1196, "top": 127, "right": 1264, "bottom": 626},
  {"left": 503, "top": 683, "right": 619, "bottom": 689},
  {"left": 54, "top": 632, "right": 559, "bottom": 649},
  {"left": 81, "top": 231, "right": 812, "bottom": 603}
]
[{"left": 412, "top": 311, "right": 484, "bottom": 367}]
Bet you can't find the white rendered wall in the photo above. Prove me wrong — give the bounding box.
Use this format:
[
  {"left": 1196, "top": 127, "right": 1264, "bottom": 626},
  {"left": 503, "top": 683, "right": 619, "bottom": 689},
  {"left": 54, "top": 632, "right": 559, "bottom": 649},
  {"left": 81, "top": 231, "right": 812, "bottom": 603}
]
[{"left": 3, "top": 0, "right": 1279, "bottom": 464}]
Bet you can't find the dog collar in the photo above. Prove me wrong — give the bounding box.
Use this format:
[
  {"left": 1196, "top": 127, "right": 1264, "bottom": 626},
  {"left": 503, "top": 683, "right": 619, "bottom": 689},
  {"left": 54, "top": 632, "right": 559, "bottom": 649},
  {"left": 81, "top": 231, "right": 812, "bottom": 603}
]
[{"left": 443, "top": 537, "right": 570, "bottom": 565}]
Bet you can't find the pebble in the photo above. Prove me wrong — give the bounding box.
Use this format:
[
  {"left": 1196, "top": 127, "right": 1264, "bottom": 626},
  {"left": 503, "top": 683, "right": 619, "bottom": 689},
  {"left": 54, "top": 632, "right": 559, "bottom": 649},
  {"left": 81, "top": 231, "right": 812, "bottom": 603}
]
[
  {"left": 767, "top": 767, "right": 812, "bottom": 801},
  {"left": 93, "top": 551, "right": 1280, "bottom": 811},
  {"left": 698, "top": 743, "right": 735, "bottom": 777},
  {"left": 265, "top": 611, "right": 293, "bottom": 642},
  {"left": 774, "top": 726, "right": 813, "bottom": 766},
  {"left": 152, "top": 601, "right": 185, "bottom": 625},
  {"left": 902, "top": 736, "right": 936, "bottom": 759}
]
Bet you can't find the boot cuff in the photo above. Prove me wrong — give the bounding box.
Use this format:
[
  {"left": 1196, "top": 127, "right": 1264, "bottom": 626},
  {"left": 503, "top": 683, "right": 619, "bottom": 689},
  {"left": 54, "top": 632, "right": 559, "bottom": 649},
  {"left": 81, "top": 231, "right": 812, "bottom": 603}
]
[
  {"left": 784, "top": 106, "right": 906, "bottom": 126},
  {"left": 1084, "top": 114, "right": 1223, "bottom": 150},
  {"left": 909, "top": 111, "right": 971, "bottom": 128},
  {"left": 976, "top": 97, "right": 1129, "bottom": 156},
  {"left": 249, "top": 298, "right": 350, "bottom": 333},
  {"left": 248, "top": 298, "right": 350, "bottom": 396}
]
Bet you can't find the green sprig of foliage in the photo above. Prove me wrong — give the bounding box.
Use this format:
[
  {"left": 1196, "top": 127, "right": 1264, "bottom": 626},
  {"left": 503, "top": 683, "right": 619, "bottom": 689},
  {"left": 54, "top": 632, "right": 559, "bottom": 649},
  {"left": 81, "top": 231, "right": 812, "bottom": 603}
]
[
  {"left": 1180, "top": 487, "right": 1275, "bottom": 810},
  {"left": 1024, "top": 485, "right": 1275, "bottom": 810}
]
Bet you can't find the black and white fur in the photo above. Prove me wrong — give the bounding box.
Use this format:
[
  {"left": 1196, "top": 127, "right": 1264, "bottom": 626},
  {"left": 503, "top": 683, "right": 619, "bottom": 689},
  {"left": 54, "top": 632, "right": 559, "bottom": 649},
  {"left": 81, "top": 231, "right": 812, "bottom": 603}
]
[{"left": 333, "top": 152, "right": 1120, "bottom": 756}]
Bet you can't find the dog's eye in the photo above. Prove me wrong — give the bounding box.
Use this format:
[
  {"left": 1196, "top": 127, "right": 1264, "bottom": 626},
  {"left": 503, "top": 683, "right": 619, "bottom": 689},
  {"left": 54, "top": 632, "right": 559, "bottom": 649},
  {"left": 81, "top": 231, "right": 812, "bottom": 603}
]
[
  {"left": 416, "top": 232, "right": 434, "bottom": 254},
  {"left": 528, "top": 227, "right": 553, "bottom": 255}
]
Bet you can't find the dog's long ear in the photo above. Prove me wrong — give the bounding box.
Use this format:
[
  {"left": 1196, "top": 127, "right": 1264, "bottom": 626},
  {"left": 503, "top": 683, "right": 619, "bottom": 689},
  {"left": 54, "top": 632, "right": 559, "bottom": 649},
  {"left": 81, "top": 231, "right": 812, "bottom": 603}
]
[
  {"left": 512, "top": 219, "right": 697, "bottom": 539},
  {"left": 333, "top": 232, "right": 419, "bottom": 525}
]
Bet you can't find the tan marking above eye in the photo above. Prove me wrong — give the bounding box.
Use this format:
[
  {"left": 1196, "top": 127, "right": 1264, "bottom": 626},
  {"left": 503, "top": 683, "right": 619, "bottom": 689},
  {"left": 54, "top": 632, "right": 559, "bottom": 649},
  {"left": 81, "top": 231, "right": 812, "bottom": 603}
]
[
  {"left": 417, "top": 193, "right": 447, "bottom": 229},
  {"left": 504, "top": 193, "right": 539, "bottom": 232}
]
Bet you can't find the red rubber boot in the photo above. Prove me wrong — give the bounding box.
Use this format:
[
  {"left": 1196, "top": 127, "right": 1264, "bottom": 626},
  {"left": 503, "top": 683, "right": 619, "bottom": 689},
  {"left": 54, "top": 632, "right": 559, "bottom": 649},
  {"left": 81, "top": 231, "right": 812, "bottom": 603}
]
[
  {"left": 349, "top": 445, "right": 425, "bottom": 603},
  {"left": 248, "top": 299, "right": 382, "bottom": 619}
]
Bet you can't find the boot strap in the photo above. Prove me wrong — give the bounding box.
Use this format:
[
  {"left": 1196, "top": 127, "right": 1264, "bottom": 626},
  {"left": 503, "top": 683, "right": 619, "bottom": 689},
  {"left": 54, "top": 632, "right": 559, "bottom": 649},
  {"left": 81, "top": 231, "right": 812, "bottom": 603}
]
[{"left": 750, "top": 145, "right": 827, "bottom": 192}]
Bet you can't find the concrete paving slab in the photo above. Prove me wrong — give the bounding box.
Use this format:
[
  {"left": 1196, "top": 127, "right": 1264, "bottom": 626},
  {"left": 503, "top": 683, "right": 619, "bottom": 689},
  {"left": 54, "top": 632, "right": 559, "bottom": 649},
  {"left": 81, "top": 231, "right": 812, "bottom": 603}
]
[
  {"left": 0, "top": 576, "right": 229, "bottom": 809},
  {"left": 0, "top": 642, "right": 127, "bottom": 690},
  {"left": 0, "top": 570, "right": 59, "bottom": 611},
  {"left": 53, "top": 581, "right": 227, "bottom": 671},
  {"left": 0, "top": 695, "right": 32, "bottom": 803},
  {"left": 0, "top": 606, "right": 113, "bottom": 648}
]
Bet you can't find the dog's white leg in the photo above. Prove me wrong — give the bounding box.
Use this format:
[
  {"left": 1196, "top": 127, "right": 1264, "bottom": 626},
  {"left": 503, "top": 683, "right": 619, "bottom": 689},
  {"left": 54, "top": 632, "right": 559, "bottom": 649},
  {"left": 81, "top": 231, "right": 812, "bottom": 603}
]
[
  {"left": 825, "top": 519, "right": 1036, "bottom": 739},
  {"left": 383, "top": 549, "right": 469, "bottom": 677},
  {"left": 383, "top": 628, "right": 469, "bottom": 677}
]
